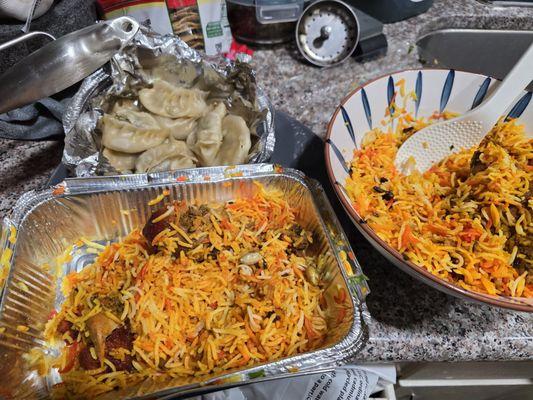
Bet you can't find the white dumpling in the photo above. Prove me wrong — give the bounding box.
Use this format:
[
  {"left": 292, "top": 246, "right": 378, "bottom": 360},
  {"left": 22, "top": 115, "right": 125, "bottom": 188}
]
[
  {"left": 215, "top": 115, "right": 251, "bottom": 166},
  {"left": 101, "top": 111, "right": 169, "bottom": 153},
  {"left": 138, "top": 79, "right": 208, "bottom": 118},
  {"left": 102, "top": 147, "right": 139, "bottom": 172},
  {"left": 149, "top": 155, "right": 196, "bottom": 172},
  {"left": 155, "top": 116, "right": 197, "bottom": 140},
  {"left": 135, "top": 140, "right": 197, "bottom": 173},
  {"left": 186, "top": 102, "right": 226, "bottom": 167}
]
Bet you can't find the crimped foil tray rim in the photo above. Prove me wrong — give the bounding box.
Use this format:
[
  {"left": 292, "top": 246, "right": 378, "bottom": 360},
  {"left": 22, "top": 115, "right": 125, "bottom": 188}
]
[{"left": 1, "top": 163, "right": 369, "bottom": 399}]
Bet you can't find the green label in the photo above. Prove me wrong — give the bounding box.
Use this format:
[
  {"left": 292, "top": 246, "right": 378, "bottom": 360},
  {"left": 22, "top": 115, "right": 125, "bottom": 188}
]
[{"left": 206, "top": 21, "right": 223, "bottom": 38}]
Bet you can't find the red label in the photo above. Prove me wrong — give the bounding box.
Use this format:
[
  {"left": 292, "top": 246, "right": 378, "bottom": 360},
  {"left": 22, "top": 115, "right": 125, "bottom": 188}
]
[
  {"left": 97, "top": 0, "right": 167, "bottom": 13},
  {"left": 224, "top": 39, "right": 254, "bottom": 60},
  {"left": 166, "top": 0, "right": 197, "bottom": 8}
]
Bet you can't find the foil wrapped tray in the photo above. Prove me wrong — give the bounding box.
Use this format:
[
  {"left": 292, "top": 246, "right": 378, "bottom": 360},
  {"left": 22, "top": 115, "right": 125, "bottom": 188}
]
[
  {"left": 62, "top": 26, "right": 275, "bottom": 177},
  {"left": 0, "top": 164, "right": 368, "bottom": 399}
]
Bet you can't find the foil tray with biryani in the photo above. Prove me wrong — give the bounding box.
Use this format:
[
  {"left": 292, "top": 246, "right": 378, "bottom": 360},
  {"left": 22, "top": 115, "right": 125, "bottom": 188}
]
[
  {"left": 62, "top": 25, "right": 275, "bottom": 177},
  {"left": 0, "top": 164, "right": 368, "bottom": 399}
]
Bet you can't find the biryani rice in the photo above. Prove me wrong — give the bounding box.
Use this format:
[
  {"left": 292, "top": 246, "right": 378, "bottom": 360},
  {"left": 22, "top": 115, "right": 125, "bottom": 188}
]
[
  {"left": 38, "top": 184, "right": 338, "bottom": 398},
  {"left": 347, "top": 109, "right": 532, "bottom": 298}
]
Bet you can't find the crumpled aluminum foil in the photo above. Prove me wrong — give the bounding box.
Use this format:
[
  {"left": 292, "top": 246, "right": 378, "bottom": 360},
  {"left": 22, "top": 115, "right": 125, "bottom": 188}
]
[{"left": 62, "top": 26, "right": 275, "bottom": 177}]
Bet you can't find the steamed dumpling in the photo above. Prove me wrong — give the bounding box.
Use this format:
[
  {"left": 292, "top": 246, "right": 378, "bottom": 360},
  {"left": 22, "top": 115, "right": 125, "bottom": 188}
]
[
  {"left": 102, "top": 148, "right": 139, "bottom": 172},
  {"left": 138, "top": 79, "right": 208, "bottom": 118},
  {"left": 186, "top": 102, "right": 226, "bottom": 166},
  {"left": 135, "top": 140, "right": 197, "bottom": 173},
  {"left": 149, "top": 155, "right": 196, "bottom": 172},
  {"left": 155, "top": 116, "right": 197, "bottom": 140},
  {"left": 101, "top": 111, "right": 169, "bottom": 153},
  {"left": 215, "top": 115, "right": 251, "bottom": 166}
]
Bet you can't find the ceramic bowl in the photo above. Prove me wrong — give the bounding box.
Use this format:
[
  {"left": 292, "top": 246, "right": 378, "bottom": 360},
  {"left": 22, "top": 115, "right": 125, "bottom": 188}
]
[{"left": 325, "top": 68, "right": 532, "bottom": 311}]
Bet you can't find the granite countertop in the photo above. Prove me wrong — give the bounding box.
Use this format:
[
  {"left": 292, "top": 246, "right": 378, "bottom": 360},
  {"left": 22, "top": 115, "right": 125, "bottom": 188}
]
[{"left": 1, "top": 0, "right": 532, "bottom": 363}]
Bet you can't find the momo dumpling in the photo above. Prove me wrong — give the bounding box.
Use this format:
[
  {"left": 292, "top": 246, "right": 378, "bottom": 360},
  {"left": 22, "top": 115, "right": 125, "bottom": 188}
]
[
  {"left": 135, "top": 140, "right": 197, "bottom": 173},
  {"left": 149, "top": 154, "right": 196, "bottom": 172},
  {"left": 138, "top": 79, "right": 208, "bottom": 118},
  {"left": 101, "top": 111, "right": 169, "bottom": 153},
  {"left": 155, "top": 116, "right": 197, "bottom": 140},
  {"left": 215, "top": 115, "right": 251, "bottom": 166},
  {"left": 102, "top": 147, "right": 138, "bottom": 172},
  {"left": 186, "top": 102, "right": 226, "bottom": 166}
]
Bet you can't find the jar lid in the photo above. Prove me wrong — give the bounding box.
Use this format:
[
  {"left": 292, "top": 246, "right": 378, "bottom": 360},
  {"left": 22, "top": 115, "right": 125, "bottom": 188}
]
[{"left": 296, "top": 0, "right": 360, "bottom": 67}]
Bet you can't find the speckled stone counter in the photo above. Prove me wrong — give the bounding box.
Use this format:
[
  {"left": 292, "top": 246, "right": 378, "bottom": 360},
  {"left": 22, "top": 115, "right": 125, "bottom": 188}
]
[{"left": 1, "top": 0, "right": 532, "bottom": 362}]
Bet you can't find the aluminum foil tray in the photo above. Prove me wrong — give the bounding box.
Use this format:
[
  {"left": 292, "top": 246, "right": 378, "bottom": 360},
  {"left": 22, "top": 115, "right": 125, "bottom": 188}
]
[
  {"left": 0, "top": 164, "right": 369, "bottom": 399},
  {"left": 62, "top": 26, "right": 275, "bottom": 177}
]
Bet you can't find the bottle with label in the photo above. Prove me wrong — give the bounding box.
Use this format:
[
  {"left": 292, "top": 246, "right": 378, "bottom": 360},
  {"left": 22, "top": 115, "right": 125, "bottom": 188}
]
[{"left": 197, "top": 0, "right": 233, "bottom": 55}]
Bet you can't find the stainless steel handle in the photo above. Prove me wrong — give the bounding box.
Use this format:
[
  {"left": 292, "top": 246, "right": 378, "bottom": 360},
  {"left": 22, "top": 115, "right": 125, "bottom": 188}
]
[
  {"left": 0, "top": 17, "right": 139, "bottom": 116},
  {"left": 0, "top": 31, "right": 56, "bottom": 52}
]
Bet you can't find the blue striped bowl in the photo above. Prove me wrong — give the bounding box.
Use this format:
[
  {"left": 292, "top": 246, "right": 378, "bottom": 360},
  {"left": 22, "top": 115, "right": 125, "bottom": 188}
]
[{"left": 325, "top": 68, "right": 533, "bottom": 311}]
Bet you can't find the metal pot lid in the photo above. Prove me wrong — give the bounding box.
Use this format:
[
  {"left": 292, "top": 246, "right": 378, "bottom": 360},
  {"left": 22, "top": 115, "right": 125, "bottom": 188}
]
[{"left": 296, "top": 0, "right": 360, "bottom": 67}]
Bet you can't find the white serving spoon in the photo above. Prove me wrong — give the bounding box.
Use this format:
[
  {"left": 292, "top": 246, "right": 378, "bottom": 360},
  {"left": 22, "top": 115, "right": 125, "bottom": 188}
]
[{"left": 395, "top": 42, "right": 533, "bottom": 174}]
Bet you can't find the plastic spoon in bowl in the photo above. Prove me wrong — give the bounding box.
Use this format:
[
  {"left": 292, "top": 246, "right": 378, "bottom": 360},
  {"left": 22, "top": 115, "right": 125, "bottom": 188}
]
[{"left": 395, "top": 42, "right": 533, "bottom": 174}]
